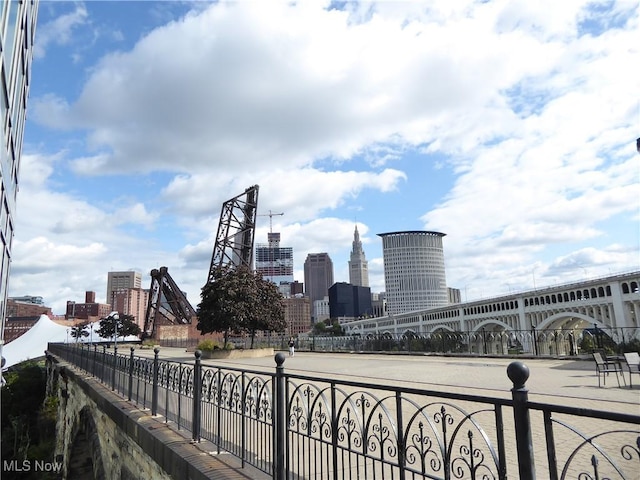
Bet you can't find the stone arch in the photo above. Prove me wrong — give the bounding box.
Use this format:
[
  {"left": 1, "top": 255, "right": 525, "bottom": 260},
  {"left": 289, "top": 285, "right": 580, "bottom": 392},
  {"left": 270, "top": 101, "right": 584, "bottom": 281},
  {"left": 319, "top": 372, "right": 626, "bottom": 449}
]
[
  {"left": 424, "top": 325, "right": 456, "bottom": 334},
  {"left": 348, "top": 325, "right": 363, "bottom": 335},
  {"left": 471, "top": 319, "right": 513, "bottom": 333},
  {"left": 67, "top": 406, "right": 105, "bottom": 480},
  {"left": 537, "top": 311, "right": 597, "bottom": 331}
]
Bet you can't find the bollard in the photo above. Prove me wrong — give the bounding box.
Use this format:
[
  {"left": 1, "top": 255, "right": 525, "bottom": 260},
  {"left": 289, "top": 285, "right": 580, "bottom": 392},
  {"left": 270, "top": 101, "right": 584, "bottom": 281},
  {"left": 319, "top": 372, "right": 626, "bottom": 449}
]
[
  {"left": 192, "top": 350, "right": 202, "bottom": 442},
  {"left": 274, "top": 353, "right": 286, "bottom": 480},
  {"left": 152, "top": 347, "right": 160, "bottom": 416},
  {"left": 507, "top": 361, "right": 536, "bottom": 480}
]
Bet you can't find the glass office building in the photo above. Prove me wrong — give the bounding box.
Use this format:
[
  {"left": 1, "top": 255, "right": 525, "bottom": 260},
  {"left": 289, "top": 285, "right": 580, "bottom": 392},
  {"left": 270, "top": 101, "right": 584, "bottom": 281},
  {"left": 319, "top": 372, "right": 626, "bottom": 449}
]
[{"left": 1, "top": 1, "right": 39, "bottom": 355}]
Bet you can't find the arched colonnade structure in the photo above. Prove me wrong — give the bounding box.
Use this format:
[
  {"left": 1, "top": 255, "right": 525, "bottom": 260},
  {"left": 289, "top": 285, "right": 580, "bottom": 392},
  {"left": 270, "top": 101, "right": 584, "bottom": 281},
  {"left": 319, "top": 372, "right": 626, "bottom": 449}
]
[{"left": 343, "top": 271, "right": 640, "bottom": 355}]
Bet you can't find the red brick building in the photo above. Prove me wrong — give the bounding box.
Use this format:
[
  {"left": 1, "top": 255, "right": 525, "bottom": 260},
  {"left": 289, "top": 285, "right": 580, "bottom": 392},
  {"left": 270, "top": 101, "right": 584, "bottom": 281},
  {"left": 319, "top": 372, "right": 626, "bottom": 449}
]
[
  {"left": 283, "top": 296, "right": 311, "bottom": 336},
  {"left": 6, "top": 298, "right": 52, "bottom": 318},
  {"left": 65, "top": 291, "right": 112, "bottom": 321}
]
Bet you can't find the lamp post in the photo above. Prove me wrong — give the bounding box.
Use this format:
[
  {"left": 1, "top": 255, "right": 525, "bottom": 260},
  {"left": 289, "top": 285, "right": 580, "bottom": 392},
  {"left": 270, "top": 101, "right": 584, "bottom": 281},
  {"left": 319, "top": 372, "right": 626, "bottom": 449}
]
[{"left": 113, "top": 312, "right": 119, "bottom": 352}]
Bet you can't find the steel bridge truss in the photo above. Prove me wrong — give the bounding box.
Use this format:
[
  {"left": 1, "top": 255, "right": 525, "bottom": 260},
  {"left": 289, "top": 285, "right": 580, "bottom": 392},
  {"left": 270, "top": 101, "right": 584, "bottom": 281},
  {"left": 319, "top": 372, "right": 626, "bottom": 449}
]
[
  {"left": 208, "top": 185, "right": 259, "bottom": 282},
  {"left": 143, "top": 266, "right": 197, "bottom": 339}
]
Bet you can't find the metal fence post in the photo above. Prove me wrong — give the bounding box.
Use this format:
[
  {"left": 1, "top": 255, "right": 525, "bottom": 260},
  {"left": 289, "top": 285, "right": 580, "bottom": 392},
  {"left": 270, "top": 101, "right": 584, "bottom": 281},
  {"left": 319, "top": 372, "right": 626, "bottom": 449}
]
[
  {"left": 92, "top": 344, "right": 97, "bottom": 376},
  {"left": 507, "top": 361, "right": 536, "bottom": 480},
  {"left": 152, "top": 347, "right": 160, "bottom": 416},
  {"left": 192, "top": 350, "right": 202, "bottom": 442},
  {"left": 274, "top": 352, "right": 286, "bottom": 480},
  {"left": 128, "top": 347, "right": 135, "bottom": 401},
  {"left": 101, "top": 345, "right": 106, "bottom": 383}
]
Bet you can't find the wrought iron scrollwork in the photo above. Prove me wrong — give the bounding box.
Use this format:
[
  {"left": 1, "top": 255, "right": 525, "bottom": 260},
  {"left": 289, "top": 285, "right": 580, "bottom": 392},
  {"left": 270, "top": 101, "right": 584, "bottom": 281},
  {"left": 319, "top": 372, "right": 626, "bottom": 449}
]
[{"left": 559, "top": 425, "right": 639, "bottom": 480}]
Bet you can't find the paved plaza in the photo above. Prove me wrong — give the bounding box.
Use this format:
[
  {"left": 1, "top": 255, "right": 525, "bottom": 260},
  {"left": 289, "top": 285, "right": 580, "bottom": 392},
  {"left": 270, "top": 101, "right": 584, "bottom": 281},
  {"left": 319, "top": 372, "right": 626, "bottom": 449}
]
[
  {"left": 125, "top": 347, "right": 639, "bottom": 478},
  {"left": 133, "top": 347, "right": 639, "bottom": 413}
]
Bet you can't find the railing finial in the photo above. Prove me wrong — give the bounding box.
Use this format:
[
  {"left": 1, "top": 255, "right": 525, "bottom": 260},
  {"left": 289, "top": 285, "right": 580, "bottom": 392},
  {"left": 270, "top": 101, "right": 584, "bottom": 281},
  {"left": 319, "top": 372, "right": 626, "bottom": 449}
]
[{"left": 507, "top": 361, "right": 530, "bottom": 390}]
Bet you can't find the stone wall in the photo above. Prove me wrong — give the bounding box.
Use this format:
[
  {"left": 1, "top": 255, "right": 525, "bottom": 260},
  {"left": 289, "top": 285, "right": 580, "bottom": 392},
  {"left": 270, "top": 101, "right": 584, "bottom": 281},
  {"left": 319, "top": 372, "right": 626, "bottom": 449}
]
[
  {"left": 46, "top": 354, "right": 257, "bottom": 480},
  {"left": 52, "top": 361, "right": 172, "bottom": 480}
]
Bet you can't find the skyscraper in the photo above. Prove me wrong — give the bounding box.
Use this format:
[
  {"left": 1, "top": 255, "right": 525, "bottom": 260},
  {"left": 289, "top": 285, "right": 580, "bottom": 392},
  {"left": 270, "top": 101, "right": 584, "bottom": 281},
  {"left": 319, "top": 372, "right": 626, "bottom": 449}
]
[
  {"left": 328, "top": 282, "right": 372, "bottom": 320},
  {"left": 255, "top": 232, "right": 294, "bottom": 287},
  {"left": 107, "top": 271, "right": 143, "bottom": 308},
  {"left": 378, "top": 231, "right": 448, "bottom": 315},
  {"left": 0, "top": 0, "right": 39, "bottom": 361},
  {"left": 348, "top": 225, "right": 369, "bottom": 287},
  {"left": 304, "top": 253, "right": 334, "bottom": 321}
]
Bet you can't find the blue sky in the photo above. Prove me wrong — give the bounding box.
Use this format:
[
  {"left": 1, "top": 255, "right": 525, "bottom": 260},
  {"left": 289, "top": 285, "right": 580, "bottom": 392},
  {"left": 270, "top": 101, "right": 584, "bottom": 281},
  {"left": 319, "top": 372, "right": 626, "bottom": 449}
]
[{"left": 9, "top": 0, "right": 640, "bottom": 314}]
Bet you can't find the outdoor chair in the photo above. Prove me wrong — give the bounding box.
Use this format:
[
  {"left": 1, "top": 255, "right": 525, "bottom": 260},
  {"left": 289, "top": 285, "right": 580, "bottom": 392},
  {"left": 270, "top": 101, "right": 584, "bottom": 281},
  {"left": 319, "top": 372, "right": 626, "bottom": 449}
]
[
  {"left": 592, "top": 352, "right": 624, "bottom": 387},
  {"left": 623, "top": 352, "right": 640, "bottom": 388}
]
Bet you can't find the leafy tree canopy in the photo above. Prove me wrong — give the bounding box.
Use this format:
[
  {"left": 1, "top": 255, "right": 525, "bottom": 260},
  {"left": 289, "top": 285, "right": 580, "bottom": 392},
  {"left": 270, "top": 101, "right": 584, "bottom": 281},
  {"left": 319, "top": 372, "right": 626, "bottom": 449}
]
[
  {"left": 70, "top": 321, "right": 90, "bottom": 342},
  {"left": 197, "top": 265, "right": 286, "bottom": 347},
  {"left": 95, "top": 313, "right": 141, "bottom": 339},
  {"left": 312, "top": 319, "right": 345, "bottom": 336}
]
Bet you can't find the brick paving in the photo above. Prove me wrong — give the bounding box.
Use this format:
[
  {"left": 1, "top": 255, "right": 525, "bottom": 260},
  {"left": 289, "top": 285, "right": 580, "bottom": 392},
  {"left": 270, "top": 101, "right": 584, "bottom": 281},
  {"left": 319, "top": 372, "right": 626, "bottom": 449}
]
[{"left": 130, "top": 347, "right": 640, "bottom": 478}]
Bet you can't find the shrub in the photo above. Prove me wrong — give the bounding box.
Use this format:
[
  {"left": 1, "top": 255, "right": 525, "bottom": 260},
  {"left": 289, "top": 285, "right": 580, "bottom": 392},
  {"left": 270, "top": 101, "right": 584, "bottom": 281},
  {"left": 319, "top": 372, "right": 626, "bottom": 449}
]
[{"left": 197, "top": 339, "right": 219, "bottom": 351}]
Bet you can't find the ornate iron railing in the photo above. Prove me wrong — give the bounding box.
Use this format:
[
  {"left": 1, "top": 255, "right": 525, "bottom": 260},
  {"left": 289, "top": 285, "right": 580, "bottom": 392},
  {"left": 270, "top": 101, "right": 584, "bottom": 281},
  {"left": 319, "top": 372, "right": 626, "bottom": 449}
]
[
  {"left": 47, "top": 343, "right": 640, "bottom": 480},
  {"left": 156, "top": 327, "right": 640, "bottom": 358}
]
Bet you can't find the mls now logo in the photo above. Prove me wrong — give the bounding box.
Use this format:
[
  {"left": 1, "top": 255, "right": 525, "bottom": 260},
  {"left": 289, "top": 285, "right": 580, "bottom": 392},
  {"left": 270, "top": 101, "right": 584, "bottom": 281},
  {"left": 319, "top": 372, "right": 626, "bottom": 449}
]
[{"left": 3, "top": 460, "right": 63, "bottom": 473}]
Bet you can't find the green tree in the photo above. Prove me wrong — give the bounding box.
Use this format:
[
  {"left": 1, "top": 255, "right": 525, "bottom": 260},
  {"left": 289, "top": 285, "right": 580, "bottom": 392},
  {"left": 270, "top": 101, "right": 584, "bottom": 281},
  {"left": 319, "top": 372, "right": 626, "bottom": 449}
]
[
  {"left": 329, "top": 320, "right": 345, "bottom": 336},
  {"left": 70, "top": 321, "right": 90, "bottom": 342},
  {"left": 312, "top": 319, "right": 345, "bottom": 336},
  {"left": 197, "top": 265, "right": 286, "bottom": 348},
  {"left": 1, "top": 361, "right": 58, "bottom": 479},
  {"left": 95, "top": 313, "right": 141, "bottom": 340},
  {"left": 312, "top": 320, "right": 328, "bottom": 335}
]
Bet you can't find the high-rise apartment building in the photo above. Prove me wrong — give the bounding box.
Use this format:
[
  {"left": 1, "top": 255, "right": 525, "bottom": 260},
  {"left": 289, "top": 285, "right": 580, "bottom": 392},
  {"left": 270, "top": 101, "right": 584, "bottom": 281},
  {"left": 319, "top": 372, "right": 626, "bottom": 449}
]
[
  {"left": 378, "top": 231, "right": 448, "bottom": 315},
  {"left": 111, "top": 288, "right": 150, "bottom": 330},
  {"left": 304, "top": 253, "right": 334, "bottom": 322},
  {"left": 255, "top": 232, "right": 294, "bottom": 287},
  {"left": 106, "top": 271, "right": 143, "bottom": 308},
  {"left": 0, "top": 1, "right": 39, "bottom": 359},
  {"left": 348, "top": 225, "right": 369, "bottom": 287}
]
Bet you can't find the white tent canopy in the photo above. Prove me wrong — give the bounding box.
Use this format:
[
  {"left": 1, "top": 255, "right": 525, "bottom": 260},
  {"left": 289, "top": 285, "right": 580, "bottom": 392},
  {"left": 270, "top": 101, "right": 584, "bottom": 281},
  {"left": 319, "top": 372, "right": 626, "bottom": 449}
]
[{"left": 2, "top": 314, "right": 139, "bottom": 369}]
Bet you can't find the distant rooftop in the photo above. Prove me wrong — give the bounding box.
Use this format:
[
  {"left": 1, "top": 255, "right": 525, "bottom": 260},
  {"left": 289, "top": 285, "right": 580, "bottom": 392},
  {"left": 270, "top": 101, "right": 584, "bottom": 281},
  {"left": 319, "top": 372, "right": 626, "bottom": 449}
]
[{"left": 377, "top": 231, "right": 446, "bottom": 237}]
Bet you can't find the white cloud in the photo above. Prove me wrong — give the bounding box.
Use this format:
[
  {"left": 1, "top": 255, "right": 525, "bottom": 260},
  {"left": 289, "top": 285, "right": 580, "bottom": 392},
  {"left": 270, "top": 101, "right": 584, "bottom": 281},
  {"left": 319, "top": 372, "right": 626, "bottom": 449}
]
[
  {"left": 33, "top": 3, "right": 89, "bottom": 59},
  {"left": 13, "top": 0, "right": 640, "bottom": 314}
]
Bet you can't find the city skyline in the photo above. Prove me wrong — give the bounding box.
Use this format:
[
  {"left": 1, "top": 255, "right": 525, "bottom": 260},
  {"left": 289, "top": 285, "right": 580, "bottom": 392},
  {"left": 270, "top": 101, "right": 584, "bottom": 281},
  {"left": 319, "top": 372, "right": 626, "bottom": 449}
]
[{"left": 7, "top": 1, "right": 639, "bottom": 314}]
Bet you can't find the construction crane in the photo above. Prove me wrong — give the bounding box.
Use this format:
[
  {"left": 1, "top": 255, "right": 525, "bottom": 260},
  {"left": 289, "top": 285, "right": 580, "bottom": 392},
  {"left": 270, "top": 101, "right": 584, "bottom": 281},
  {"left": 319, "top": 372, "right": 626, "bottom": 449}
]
[{"left": 258, "top": 210, "right": 284, "bottom": 234}]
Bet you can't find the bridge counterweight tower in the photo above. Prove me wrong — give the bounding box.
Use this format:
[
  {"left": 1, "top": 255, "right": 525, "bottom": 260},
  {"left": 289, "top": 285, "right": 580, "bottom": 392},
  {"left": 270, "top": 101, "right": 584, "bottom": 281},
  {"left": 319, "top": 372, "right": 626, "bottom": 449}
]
[{"left": 208, "top": 185, "right": 259, "bottom": 282}]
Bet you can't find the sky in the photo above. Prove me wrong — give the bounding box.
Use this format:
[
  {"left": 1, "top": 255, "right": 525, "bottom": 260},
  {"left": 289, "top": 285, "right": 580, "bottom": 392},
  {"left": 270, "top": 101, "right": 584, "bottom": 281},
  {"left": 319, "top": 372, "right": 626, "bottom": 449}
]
[{"left": 8, "top": 0, "right": 640, "bottom": 315}]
